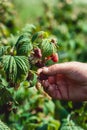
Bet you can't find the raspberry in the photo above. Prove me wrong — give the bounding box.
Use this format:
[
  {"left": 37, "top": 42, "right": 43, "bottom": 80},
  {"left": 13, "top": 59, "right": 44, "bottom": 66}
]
[
  {"left": 51, "top": 53, "right": 59, "bottom": 62},
  {"left": 38, "top": 72, "right": 48, "bottom": 80},
  {"left": 35, "top": 61, "right": 44, "bottom": 68},
  {"left": 34, "top": 48, "right": 42, "bottom": 58}
]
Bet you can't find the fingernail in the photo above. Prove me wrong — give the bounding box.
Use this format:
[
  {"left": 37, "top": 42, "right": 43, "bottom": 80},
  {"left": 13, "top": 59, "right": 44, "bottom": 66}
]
[
  {"left": 43, "top": 67, "right": 49, "bottom": 73},
  {"left": 37, "top": 69, "right": 42, "bottom": 74}
]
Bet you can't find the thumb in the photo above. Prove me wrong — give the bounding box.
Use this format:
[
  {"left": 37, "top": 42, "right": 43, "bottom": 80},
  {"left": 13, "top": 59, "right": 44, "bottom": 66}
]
[{"left": 41, "top": 63, "right": 71, "bottom": 75}]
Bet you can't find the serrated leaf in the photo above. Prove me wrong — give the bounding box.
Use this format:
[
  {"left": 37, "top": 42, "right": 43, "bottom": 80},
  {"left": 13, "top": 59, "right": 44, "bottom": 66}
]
[
  {"left": 14, "top": 56, "right": 29, "bottom": 74},
  {"left": 16, "top": 34, "right": 33, "bottom": 55},
  {"left": 22, "top": 24, "right": 36, "bottom": 34},
  {"left": 32, "top": 32, "right": 39, "bottom": 43},
  {"left": 2, "top": 55, "right": 11, "bottom": 70},
  {"left": 32, "top": 31, "right": 48, "bottom": 43},
  {"left": 41, "top": 39, "right": 56, "bottom": 57},
  {"left": 2, "top": 55, "right": 17, "bottom": 82},
  {"left": 60, "top": 117, "right": 84, "bottom": 130},
  {"left": 9, "top": 56, "right": 17, "bottom": 82},
  {"left": 2, "top": 55, "right": 29, "bottom": 83},
  {"left": 0, "top": 46, "right": 4, "bottom": 56},
  {"left": 18, "top": 42, "right": 33, "bottom": 55},
  {"left": 0, "top": 120, "right": 10, "bottom": 130}
]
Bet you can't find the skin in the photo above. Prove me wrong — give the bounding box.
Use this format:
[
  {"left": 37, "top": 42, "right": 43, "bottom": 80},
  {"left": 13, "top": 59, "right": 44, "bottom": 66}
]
[{"left": 37, "top": 62, "right": 87, "bottom": 101}]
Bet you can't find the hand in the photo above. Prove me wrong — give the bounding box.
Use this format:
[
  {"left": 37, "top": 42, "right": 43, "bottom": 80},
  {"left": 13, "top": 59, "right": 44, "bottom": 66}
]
[{"left": 38, "top": 62, "right": 87, "bottom": 101}]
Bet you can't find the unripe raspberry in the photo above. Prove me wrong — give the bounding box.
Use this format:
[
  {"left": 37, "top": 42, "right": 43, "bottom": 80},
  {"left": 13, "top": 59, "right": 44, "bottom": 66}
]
[
  {"left": 38, "top": 72, "right": 48, "bottom": 81},
  {"left": 35, "top": 60, "right": 44, "bottom": 68},
  {"left": 34, "top": 48, "right": 42, "bottom": 58}
]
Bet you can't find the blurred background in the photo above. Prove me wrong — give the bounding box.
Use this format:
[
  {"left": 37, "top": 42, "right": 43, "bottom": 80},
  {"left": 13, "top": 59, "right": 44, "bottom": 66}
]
[
  {"left": 13, "top": 0, "right": 87, "bottom": 62},
  {"left": 14, "top": 0, "right": 87, "bottom": 24}
]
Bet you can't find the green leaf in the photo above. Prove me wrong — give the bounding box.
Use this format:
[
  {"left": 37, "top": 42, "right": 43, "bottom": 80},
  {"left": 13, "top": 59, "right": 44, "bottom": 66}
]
[
  {"left": 60, "top": 116, "right": 84, "bottom": 130},
  {"left": 2, "top": 55, "right": 17, "bottom": 82},
  {"left": 16, "top": 34, "right": 33, "bottom": 56},
  {"left": 36, "top": 124, "right": 48, "bottom": 130},
  {"left": 14, "top": 56, "right": 29, "bottom": 74},
  {"left": 0, "top": 87, "right": 13, "bottom": 106},
  {"left": 0, "top": 46, "right": 4, "bottom": 56},
  {"left": 18, "top": 41, "right": 33, "bottom": 55},
  {"left": 0, "top": 75, "right": 8, "bottom": 88},
  {"left": 9, "top": 56, "right": 17, "bottom": 82},
  {"left": 22, "top": 24, "right": 36, "bottom": 34},
  {"left": 41, "top": 39, "right": 56, "bottom": 57},
  {"left": 2, "top": 55, "right": 29, "bottom": 83},
  {"left": 44, "top": 100, "right": 55, "bottom": 115},
  {"left": 32, "top": 31, "right": 48, "bottom": 43},
  {"left": 47, "top": 124, "right": 57, "bottom": 130},
  {"left": 32, "top": 32, "right": 39, "bottom": 43},
  {"left": 0, "top": 120, "right": 10, "bottom": 130},
  {"left": 23, "top": 123, "right": 38, "bottom": 130},
  {"left": 49, "top": 120, "right": 60, "bottom": 130},
  {"left": 30, "top": 73, "right": 38, "bottom": 87}
]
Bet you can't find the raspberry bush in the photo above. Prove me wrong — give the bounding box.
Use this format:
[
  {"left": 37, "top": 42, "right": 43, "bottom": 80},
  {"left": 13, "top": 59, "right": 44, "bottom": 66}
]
[{"left": 0, "top": 23, "right": 61, "bottom": 129}]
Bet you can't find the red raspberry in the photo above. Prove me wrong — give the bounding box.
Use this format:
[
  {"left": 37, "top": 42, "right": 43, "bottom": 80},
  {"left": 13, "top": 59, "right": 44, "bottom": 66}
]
[{"left": 51, "top": 53, "right": 59, "bottom": 62}]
